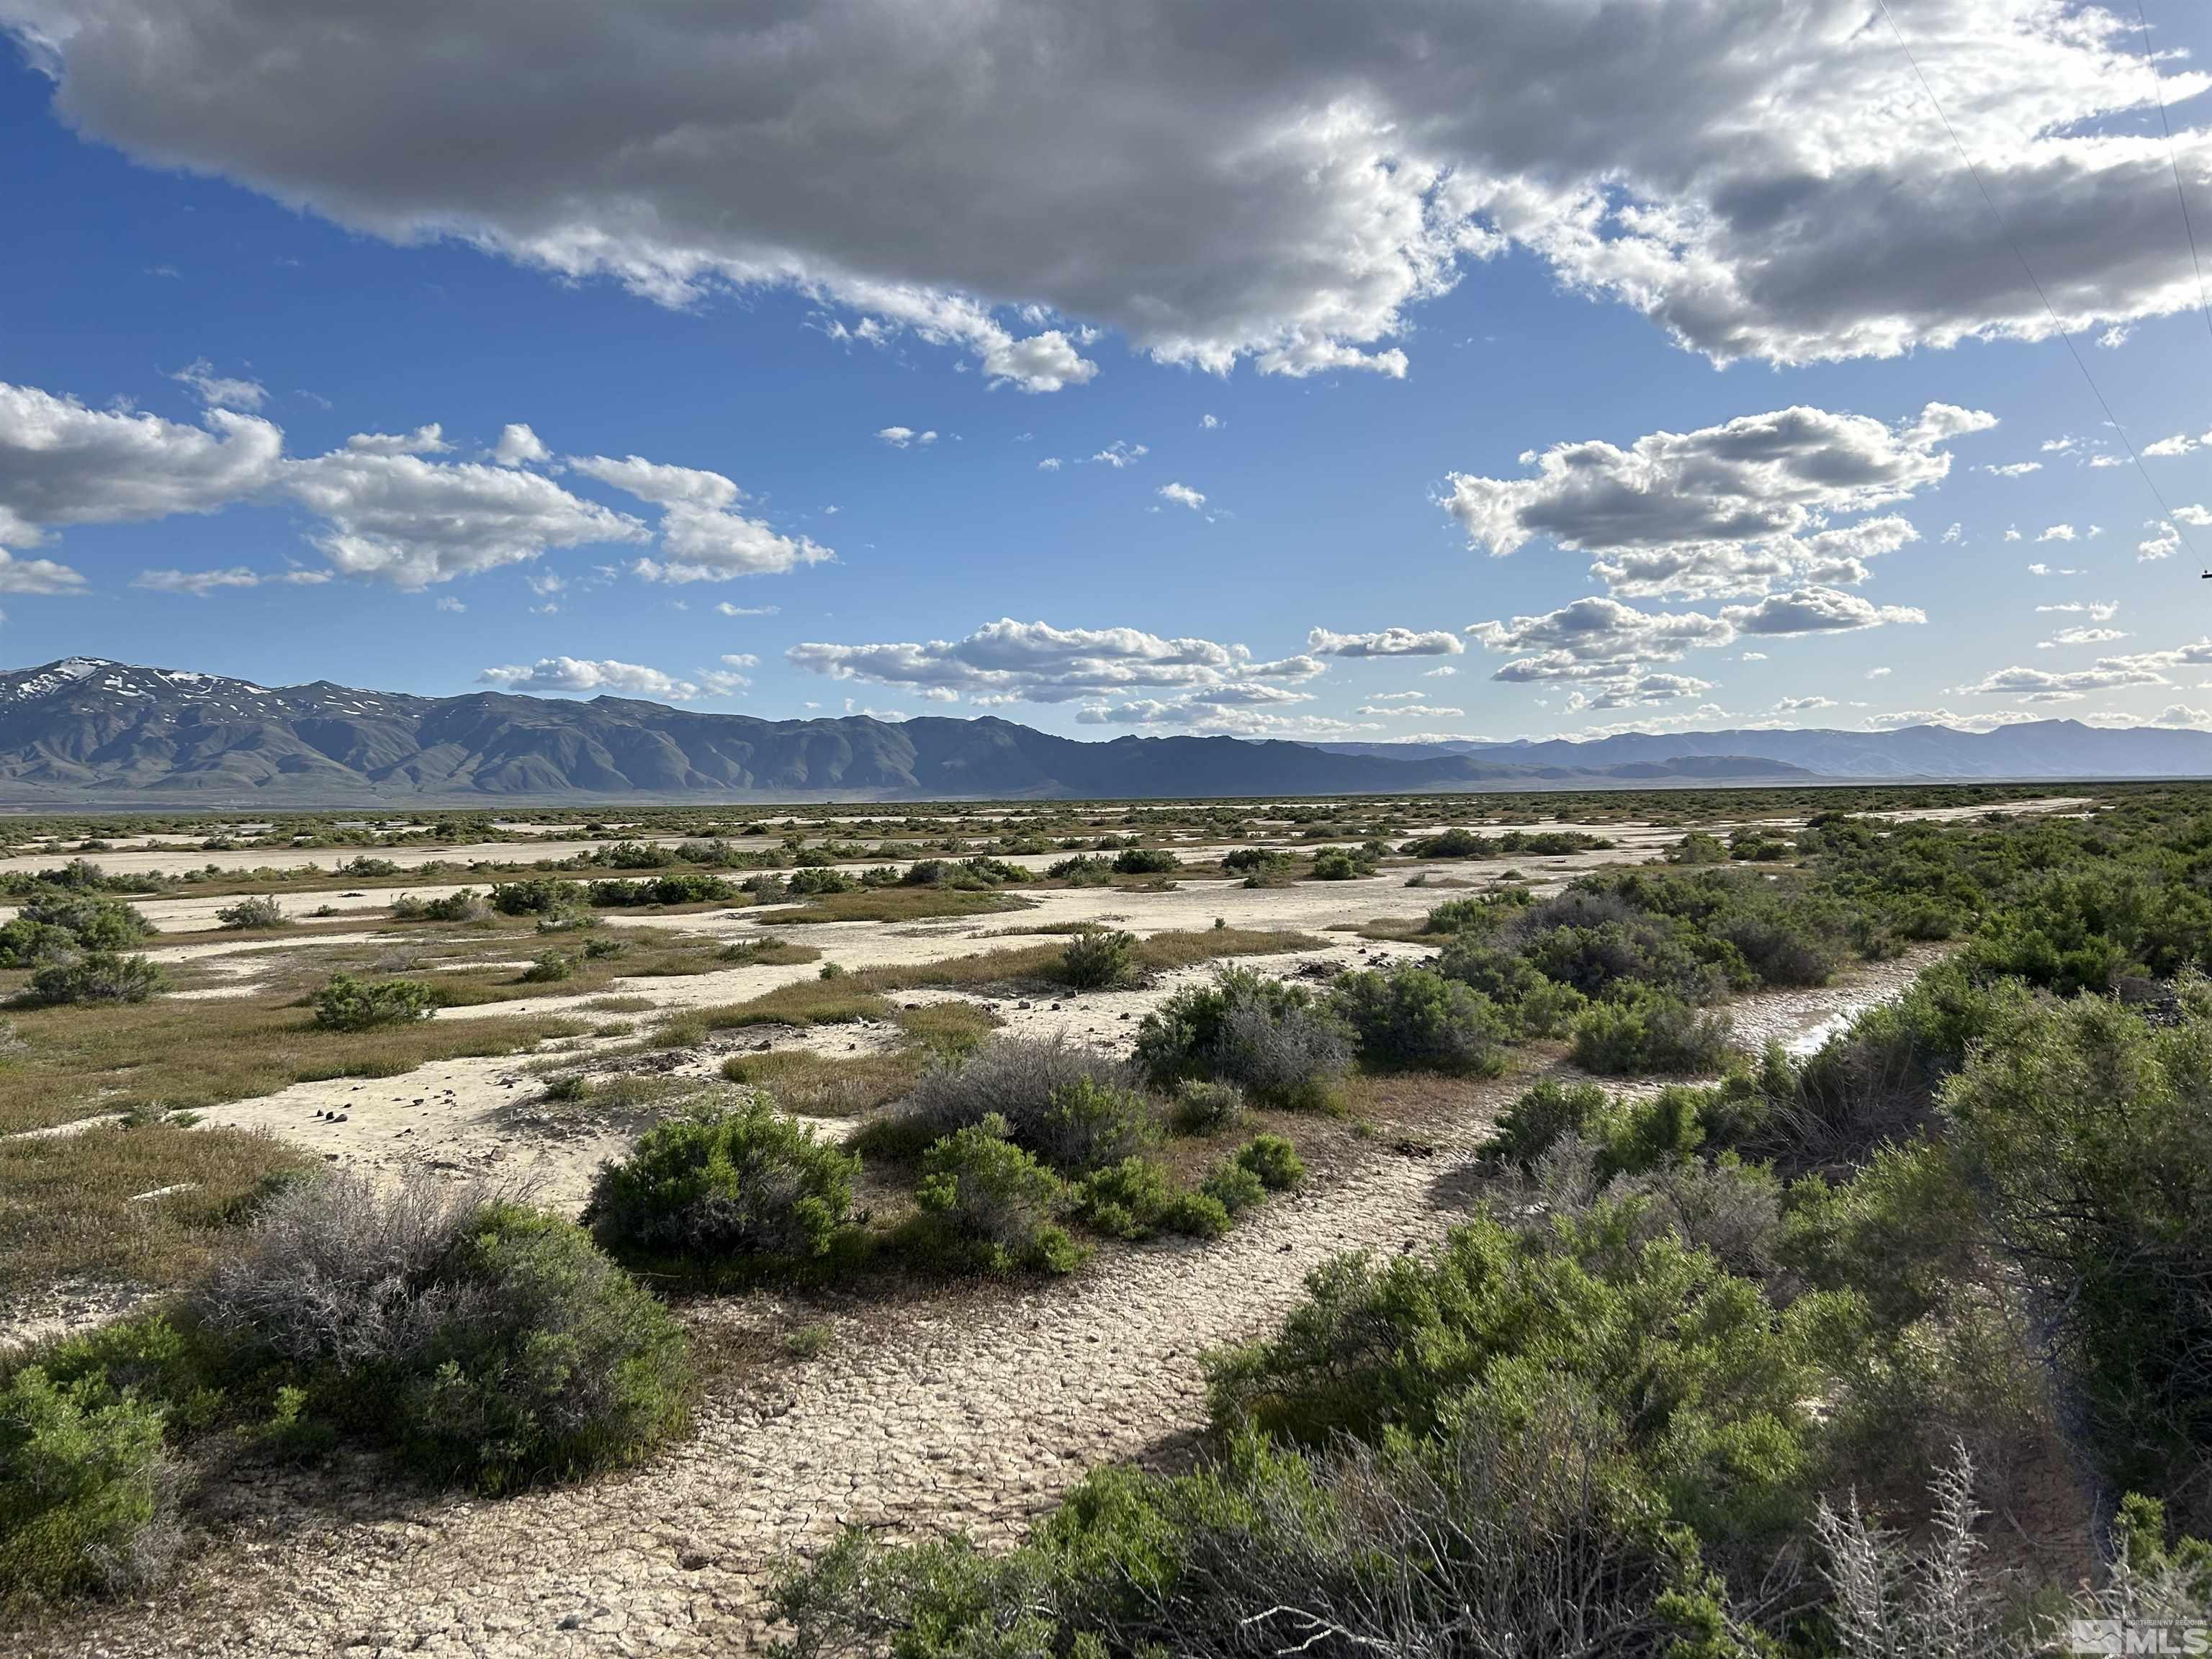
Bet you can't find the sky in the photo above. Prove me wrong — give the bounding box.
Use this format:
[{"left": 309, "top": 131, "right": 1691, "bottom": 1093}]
[{"left": 6, "top": 0, "right": 2212, "bottom": 744}]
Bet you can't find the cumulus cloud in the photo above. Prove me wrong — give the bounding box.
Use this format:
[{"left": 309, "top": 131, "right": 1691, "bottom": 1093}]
[
  {"left": 1308, "top": 626, "right": 1465, "bottom": 658},
  {"left": 570, "top": 454, "right": 834, "bottom": 582},
  {"left": 716, "top": 602, "right": 779, "bottom": 617},
  {"left": 14, "top": 2, "right": 2212, "bottom": 379},
  {"left": 1955, "top": 663, "right": 2168, "bottom": 697},
  {"left": 168, "top": 358, "right": 266, "bottom": 411},
  {"left": 2144, "top": 432, "right": 2206, "bottom": 458},
  {"left": 1157, "top": 482, "right": 1206, "bottom": 511},
  {"left": 289, "top": 449, "right": 647, "bottom": 588},
  {"left": 1771, "top": 695, "right": 1838, "bottom": 714},
  {"left": 1981, "top": 461, "right": 2041, "bottom": 477},
  {"left": 1465, "top": 596, "right": 1736, "bottom": 686},
  {"left": 2038, "top": 626, "right": 2128, "bottom": 648},
  {"left": 788, "top": 616, "right": 1326, "bottom": 709},
  {"left": 0, "top": 549, "right": 85, "bottom": 593},
  {"left": 1719, "top": 588, "right": 1926, "bottom": 636},
  {"left": 480, "top": 657, "right": 705, "bottom": 700},
  {"left": 1444, "top": 402, "right": 1983, "bottom": 599},
  {"left": 0, "top": 378, "right": 835, "bottom": 589},
  {"left": 1089, "top": 441, "right": 1148, "bottom": 469},
  {"left": 875, "top": 426, "right": 937, "bottom": 448},
  {"left": 343, "top": 423, "right": 451, "bottom": 456},
  {"left": 0, "top": 382, "right": 284, "bottom": 549},
  {"left": 2036, "top": 523, "right": 2077, "bottom": 541},
  {"left": 491, "top": 423, "right": 550, "bottom": 466}
]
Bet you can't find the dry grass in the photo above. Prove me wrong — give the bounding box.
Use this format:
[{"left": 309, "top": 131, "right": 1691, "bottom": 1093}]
[
  {"left": 723, "top": 1048, "right": 923, "bottom": 1118},
  {"left": 0, "top": 1121, "right": 315, "bottom": 1293},
  {"left": 0, "top": 997, "right": 588, "bottom": 1134}
]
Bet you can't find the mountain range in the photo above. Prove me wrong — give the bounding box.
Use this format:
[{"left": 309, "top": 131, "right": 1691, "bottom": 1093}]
[{"left": 0, "top": 658, "right": 2203, "bottom": 804}]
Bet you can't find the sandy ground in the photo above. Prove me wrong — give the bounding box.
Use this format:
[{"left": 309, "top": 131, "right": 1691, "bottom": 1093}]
[{"left": 12, "top": 950, "right": 1930, "bottom": 1659}]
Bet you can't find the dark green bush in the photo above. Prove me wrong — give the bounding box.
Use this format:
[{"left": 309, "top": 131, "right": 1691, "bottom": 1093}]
[
  {"left": 1199, "top": 1159, "right": 1267, "bottom": 1214},
  {"left": 585, "top": 1097, "right": 862, "bottom": 1269},
  {"left": 27, "top": 952, "right": 166, "bottom": 1005},
  {"left": 0, "top": 1364, "right": 175, "bottom": 1609},
  {"left": 313, "top": 973, "right": 434, "bottom": 1030},
  {"left": 1073, "top": 1156, "right": 1174, "bottom": 1238},
  {"left": 1480, "top": 1078, "right": 1614, "bottom": 1168},
  {"left": 391, "top": 889, "right": 487, "bottom": 922},
  {"left": 886, "top": 1038, "right": 1148, "bottom": 1174},
  {"left": 1570, "top": 986, "right": 1734, "bottom": 1076},
  {"left": 1328, "top": 964, "right": 1510, "bottom": 1075},
  {"left": 1134, "top": 968, "right": 1352, "bottom": 1111},
  {"left": 912, "top": 1116, "right": 1081, "bottom": 1275},
  {"left": 520, "top": 949, "right": 575, "bottom": 983},
  {"left": 1111, "top": 847, "right": 1179, "bottom": 876},
  {"left": 489, "top": 877, "right": 586, "bottom": 917},
  {"left": 1235, "top": 1133, "right": 1305, "bottom": 1191},
  {"left": 1058, "top": 927, "right": 1138, "bottom": 989},
  {"left": 1434, "top": 937, "right": 1587, "bottom": 1035}
]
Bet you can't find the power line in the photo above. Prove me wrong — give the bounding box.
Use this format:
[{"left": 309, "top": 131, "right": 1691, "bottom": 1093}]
[
  {"left": 1873, "top": 0, "right": 2198, "bottom": 559},
  {"left": 2133, "top": 0, "right": 2212, "bottom": 351}
]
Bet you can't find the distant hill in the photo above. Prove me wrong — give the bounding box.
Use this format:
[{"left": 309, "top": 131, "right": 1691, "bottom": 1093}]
[
  {"left": 0, "top": 658, "right": 1809, "bottom": 804},
  {"left": 0, "top": 657, "right": 2195, "bottom": 804},
  {"left": 1312, "top": 721, "right": 2212, "bottom": 781}
]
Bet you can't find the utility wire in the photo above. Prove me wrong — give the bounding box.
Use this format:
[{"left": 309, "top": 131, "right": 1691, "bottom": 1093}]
[
  {"left": 1874, "top": 0, "right": 2198, "bottom": 559},
  {"left": 2134, "top": 0, "right": 2212, "bottom": 352}
]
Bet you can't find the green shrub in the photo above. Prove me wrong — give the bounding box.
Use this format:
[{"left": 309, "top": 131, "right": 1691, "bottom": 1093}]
[
  {"left": 1668, "top": 831, "right": 1730, "bottom": 865},
  {"left": 582, "top": 936, "right": 626, "bottom": 961},
  {"left": 199, "top": 1172, "right": 688, "bottom": 1492},
  {"left": 1235, "top": 1133, "right": 1305, "bottom": 1191},
  {"left": 1111, "top": 848, "right": 1179, "bottom": 876},
  {"left": 1046, "top": 854, "right": 1115, "bottom": 885},
  {"left": 27, "top": 952, "right": 166, "bottom": 1006},
  {"left": 584, "top": 1097, "right": 861, "bottom": 1269},
  {"left": 313, "top": 973, "right": 434, "bottom": 1030},
  {"left": 912, "top": 1116, "right": 1081, "bottom": 1275},
  {"left": 1171, "top": 1078, "right": 1245, "bottom": 1136},
  {"left": 489, "top": 877, "right": 586, "bottom": 917},
  {"left": 1073, "top": 1157, "right": 1174, "bottom": 1238},
  {"left": 0, "top": 1364, "right": 175, "bottom": 1608},
  {"left": 521, "top": 950, "right": 575, "bottom": 983},
  {"left": 1058, "top": 927, "right": 1138, "bottom": 990},
  {"left": 1328, "top": 964, "right": 1510, "bottom": 1075},
  {"left": 391, "top": 889, "right": 487, "bottom": 922},
  {"left": 886, "top": 1038, "right": 1147, "bottom": 1174},
  {"left": 1939, "top": 984, "right": 2212, "bottom": 1527},
  {"left": 1133, "top": 968, "right": 1352, "bottom": 1110},
  {"left": 1200, "top": 1159, "right": 1266, "bottom": 1214},
  {"left": 1434, "top": 938, "right": 1587, "bottom": 1035},
  {"left": 1161, "top": 1190, "right": 1232, "bottom": 1239},
  {"left": 0, "top": 891, "right": 155, "bottom": 964},
  {"left": 784, "top": 866, "right": 854, "bottom": 896},
  {"left": 1309, "top": 846, "right": 1375, "bottom": 881},
  {"left": 1480, "top": 1078, "right": 1614, "bottom": 1168},
  {"left": 213, "top": 895, "right": 286, "bottom": 930},
  {"left": 1570, "top": 986, "right": 1734, "bottom": 1076}
]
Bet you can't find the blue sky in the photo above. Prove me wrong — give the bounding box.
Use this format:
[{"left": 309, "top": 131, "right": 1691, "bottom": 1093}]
[{"left": 6, "top": 1, "right": 2212, "bottom": 741}]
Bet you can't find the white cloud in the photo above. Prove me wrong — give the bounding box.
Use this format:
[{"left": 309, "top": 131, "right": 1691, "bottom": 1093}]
[
  {"left": 1423, "top": 665, "right": 1457, "bottom": 678},
  {"left": 2038, "top": 626, "right": 2128, "bottom": 648},
  {"left": 875, "top": 426, "right": 938, "bottom": 448},
  {"left": 23, "top": 3, "right": 2212, "bottom": 380},
  {"left": 1157, "top": 481, "right": 1206, "bottom": 511},
  {"left": 2139, "top": 520, "right": 2182, "bottom": 562},
  {"left": 168, "top": 358, "right": 266, "bottom": 411},
  {"left": 132, "top": 566, "right": 330, "bottom": 595},
  {"left": 1980, "top": 461, "right": 2041, "bottom": 477},
  {"left": 1357, "top": 701, "right": 1465, "bottom": 718},
  {"left": 1308, "top": 626, "right": 1464, "bottom": 658},
  {"left": 2036, "top": 523, "right": 2077, "bottom": 541},
  {"left": 2089, "top": 454, "right": 2128, "bottom": 468},
  {"left": 1199, "top": 414, "right": 1223, "bottom": 430},
  {"left": 1771, "top": 694, "right": 1838, "bottom": 714},
  {"left": 1955, "top": 663, "right": 2168, "bottom": 697},
  {"left": 1940, "top": 522, "right": 1962, "bottom": 543},
  {"left": 716, "top": 602, "right": 780, "bottom": 617},
  {"left": 1866, "top": 667, "right": 1892, "bottom": 678},
  {"left": 789, "top": 616, "right": 1324, "bottom": 706},
  {"left": 1444, "top": 402, "right": 1982, "bottom": 600},
  {"left": 1037, "top": 457, "right": 1064, "bottom": 471},
  {"left": 2036, "top": 601, "right": 2121, "bottom": 620},
  {"left": 0, "top": 550, "right": 85, "bottom": 593},
  {"left": 2154, "top": 704, "right": 2212, "bottom": 728},
  {"left": 570, "top": 453, "right": 834, "bottom": 582},
  {"left": 491, "top": 423, "right": 550, "bottom": 466},
  {"left": 1089, "top": 441, "right": 1147, "bottom": 469},
  {"left": 0, "top": 382, "right": 285, "bottom": 549},
  {"left": 480, "top": 657, "right": 704, "bottom": 700},
  {"left": 435, "top": 595, "right": 465, "bottom": 612},
  {"left": 1465, "top": 596, "right": 1735, "bottom": 692},
  {"left": 2144, "top": 432, "right": 2205, "bottom": 458},
  {"left": 343, "top": 423, "right": 451, "bottom": 457},
  {"left": 289, "top": 449, "right": 647, "bottom": 588},
  {"left": 1719, "top": 587, "right": 1925, "bottom": 637}
]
